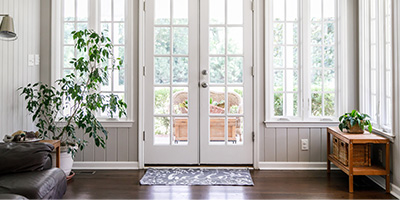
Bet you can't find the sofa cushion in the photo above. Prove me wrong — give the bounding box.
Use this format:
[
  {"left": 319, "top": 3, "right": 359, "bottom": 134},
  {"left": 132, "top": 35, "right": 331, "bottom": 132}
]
[
  {"left": 0, "top": 142, "right": 54, "bottom": 174},
  {"left": 0, "top": 194, "right": 28, "bottom": 199},
  {"left": 0, "top": 168, "right": 67, "bottom": 199}
]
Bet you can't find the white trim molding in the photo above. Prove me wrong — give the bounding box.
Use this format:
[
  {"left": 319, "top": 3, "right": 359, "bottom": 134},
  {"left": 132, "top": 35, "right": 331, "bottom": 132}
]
[
  {"left": 264, "top": 121, "right": 339, "bottom": 128},
  {"left": 367, "top": 175, "right": 400, "bottom": 199},
  {"left": 259, "top": 162, "right": 339, "bottom": 170},
  {"left": 73, "top": 161, "right": 139, "bottom": 170}
]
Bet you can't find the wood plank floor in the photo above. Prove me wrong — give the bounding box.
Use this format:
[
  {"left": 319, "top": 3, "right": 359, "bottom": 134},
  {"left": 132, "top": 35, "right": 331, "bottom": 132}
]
[{"left": 64, "top": 170, "right": 395, "bottom": 199}]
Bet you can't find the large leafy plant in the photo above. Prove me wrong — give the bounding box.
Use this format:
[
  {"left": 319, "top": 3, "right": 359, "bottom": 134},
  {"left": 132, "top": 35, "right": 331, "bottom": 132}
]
[
  {"left": 19, "top": 29, "right": 127, "bottom": 156},
  {"left": 338, "top": 110, "right": 372, "bottom": 133}
]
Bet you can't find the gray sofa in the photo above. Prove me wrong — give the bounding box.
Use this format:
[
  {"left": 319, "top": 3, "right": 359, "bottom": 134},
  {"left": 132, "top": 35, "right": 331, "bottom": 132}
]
[{"left": 0, "top": 142, "right": 67, "bottom": 199}]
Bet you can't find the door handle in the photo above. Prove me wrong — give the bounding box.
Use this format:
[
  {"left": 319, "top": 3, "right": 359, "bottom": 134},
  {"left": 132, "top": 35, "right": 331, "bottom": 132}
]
[
  {"left": 201, "top": 82, "right": 208, "bottom": 88},
  {"left": 202, "top": 69, "right": 208, "bottom": 75}
]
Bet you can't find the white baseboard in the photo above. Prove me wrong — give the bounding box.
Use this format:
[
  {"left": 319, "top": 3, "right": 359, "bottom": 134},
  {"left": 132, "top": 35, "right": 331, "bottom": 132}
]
[
  {"left": 72, "top": 161, "right": 139, "bottom": 170},
  {"left": 367, "top": 175, "right": 400, "bottom": 199},
  {"left": 258, "top": 162, "right": 339, "bottom": 170}
]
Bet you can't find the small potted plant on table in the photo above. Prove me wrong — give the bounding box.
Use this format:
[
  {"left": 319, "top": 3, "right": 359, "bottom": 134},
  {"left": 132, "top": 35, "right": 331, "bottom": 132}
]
[{"left": 338, "top": 110, "right": 373, "bottom": 133}]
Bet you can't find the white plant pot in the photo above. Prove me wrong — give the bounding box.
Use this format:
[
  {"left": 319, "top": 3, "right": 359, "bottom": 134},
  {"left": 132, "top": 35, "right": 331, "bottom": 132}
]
[{"left": 60, "top": 151, "right": 74, "bottom": 176}]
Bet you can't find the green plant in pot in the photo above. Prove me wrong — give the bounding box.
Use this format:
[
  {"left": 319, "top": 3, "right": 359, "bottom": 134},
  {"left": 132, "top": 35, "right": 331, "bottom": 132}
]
[
  {"left": 19, "top": 29, "right": 127, "bottom": 175},
  {"left": 338, "top": 110, "right": 372, "bottom": 133}
]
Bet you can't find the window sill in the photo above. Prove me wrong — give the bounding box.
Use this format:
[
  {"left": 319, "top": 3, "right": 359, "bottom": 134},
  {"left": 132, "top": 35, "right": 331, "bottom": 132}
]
[
  {"left": 57, "top": 119, "right": 135, "bottom": 128},
  {"left": 264, "top": 120, "right": 339, "bottom": 128},
  {"left": 371, "top": 127, "right": 395, "bottom": 142},
  {"left": 96, "top": 119, "right": 135, "bottom": 128}
]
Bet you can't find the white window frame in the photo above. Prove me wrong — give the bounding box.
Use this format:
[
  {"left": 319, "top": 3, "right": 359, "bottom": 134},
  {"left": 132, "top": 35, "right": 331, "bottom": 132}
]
[
  {"left": 359, "top": 0, "right": 393, "bottom": 135},
  {"left": 51, "top": 0, "right": 134, "bottom": 122},
  {"left": 265, "top": 0, "right": 344, "bottom": 123}
]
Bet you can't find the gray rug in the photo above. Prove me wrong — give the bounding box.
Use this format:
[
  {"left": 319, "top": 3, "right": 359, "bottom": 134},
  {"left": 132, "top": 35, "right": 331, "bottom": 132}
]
[{"left": 139, "top": 168, "right": 254, "bottom": 186}]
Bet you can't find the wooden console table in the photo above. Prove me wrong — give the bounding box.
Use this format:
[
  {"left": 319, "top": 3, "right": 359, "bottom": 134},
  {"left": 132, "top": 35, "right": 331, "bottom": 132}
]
[
  {"left": 40, "top": 140, "right": 61, "bottom": 168},
  {"left": 327, "top": 127, "right": 390, "bottom": 193}
]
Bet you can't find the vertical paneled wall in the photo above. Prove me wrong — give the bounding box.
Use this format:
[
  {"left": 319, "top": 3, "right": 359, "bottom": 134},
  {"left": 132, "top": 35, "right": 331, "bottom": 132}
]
[
  {"left": 0, "top": 0, "right": 41, "bottom": 139},
  {"left": 262, "top": 128, "right": 329, "bottom": 162},
  {"left": 74, "top": 127, "right": 138, "bottom": 162}
]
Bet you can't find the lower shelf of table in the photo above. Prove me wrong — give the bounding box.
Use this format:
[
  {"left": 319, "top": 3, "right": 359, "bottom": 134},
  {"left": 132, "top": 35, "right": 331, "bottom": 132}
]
[{"left": 328, "top": 154, "right": 387, "bottom": 176}]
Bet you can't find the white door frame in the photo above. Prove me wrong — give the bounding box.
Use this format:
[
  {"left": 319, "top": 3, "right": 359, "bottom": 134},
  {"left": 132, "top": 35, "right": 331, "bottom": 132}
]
[{"left": 137, "top": 0, "right": 261, "bottom": 169}]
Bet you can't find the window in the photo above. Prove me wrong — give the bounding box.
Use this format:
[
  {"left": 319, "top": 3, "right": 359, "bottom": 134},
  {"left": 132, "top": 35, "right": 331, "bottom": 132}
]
[
  {"left": 56, "top": 0, "right": 131, "bottom": 118},
  {"left": 359, "top": 0, "right": 393, "bottom": 133},
  {"left": 266, "top": 0, "right": 338, "bottom": 121}
]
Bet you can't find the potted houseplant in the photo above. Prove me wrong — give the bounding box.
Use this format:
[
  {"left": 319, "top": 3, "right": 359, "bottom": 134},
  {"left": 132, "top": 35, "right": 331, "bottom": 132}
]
[
  {"left": 338, "top": 110, "right": 373, "bottom": 133},
  {"left": 19, "top": 29, "right": 127, "bottom": 176}
]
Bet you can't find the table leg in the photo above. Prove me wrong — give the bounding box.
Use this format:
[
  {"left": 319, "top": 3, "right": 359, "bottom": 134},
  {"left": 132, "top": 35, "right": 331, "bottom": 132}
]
[
  {"left": 56, "top": 146, "right": 60, "bottom": 168},
  {"left": 386, "top": 142, "right": 390, "bottom": 193},
  {"left": 349, "top": 142, "right": 354, "bottom": 193},
  {"left": 327, "top": 131, "right": 331, "bottom": 173}
]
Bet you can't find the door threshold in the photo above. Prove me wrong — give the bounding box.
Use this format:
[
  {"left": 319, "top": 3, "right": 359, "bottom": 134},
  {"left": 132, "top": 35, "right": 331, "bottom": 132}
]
[{"left": 144, "top": 164, "right": 254, "bottom": 170}]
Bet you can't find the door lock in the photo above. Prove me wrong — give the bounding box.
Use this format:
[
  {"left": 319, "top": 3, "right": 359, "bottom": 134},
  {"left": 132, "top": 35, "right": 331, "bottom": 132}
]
[{"left": 201, "top": 82, "right": 209, "bottom": 88}]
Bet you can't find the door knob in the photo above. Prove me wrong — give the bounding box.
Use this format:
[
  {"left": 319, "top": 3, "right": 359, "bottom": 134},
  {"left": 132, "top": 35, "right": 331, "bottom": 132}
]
[
  {"left": 201, "top": 82, "right": 208, "bottom": 88},
  {"left": 202, "top": 69, "right": 208, "bottom": 75}
]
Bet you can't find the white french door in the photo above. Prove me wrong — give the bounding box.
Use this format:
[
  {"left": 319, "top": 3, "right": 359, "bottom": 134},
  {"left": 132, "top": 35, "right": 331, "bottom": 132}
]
[{"left": 144, "top": 0, "right": 253, "bottom": 164}]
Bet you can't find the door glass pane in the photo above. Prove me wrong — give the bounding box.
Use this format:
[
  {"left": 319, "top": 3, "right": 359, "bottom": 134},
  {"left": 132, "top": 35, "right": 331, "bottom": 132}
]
[
  {"left": 324, "top": 69, "right": 335, "bottom": 92},
  {"left": 154, "top": 117, "right": 171, "bottom": 145},
  {"left": 209, "top": 57, "right": 225, "bottom": 84},
  {"left": 286, "top": 70, "right": 298, "bottom": 91},
  {"left": 154, "top": 27, "right": 171, "bottom": 55},
  {"left": 274, "top": 93, "right": 283, "bottom": 116},
  {"left": 173, "top": 117, "right": 188, "bottom": 145},
  {"left": 172, "top": 87, "right": 188, "bottom": 114},
  {"left": 273, "top": 23, "right": 284, "bottom": 44},
  {"left": 154, "top": 57, "right": 170, "bottom": 84},
  {"left": 64, "top": 46, "right": 75, "bottom": 68},
  {"left": 209, "top": 0, "right": 225, "bottom": 24},
  {"left": 173, "top": 27, "right": 188, "bottom": 55},
  {"left": 273, "top": 46, "right": 284, "bottom": 68},
  {"left": 209, "top": 27, "right": 225, "bottom": 54},
  {"left": 311, "top": 23, "right": 322, "bottom": 44},
  {"left": 173, "top": 57, "right": 188, "bottom": 84},
  {"left": 227, "top": 57, "right": 243, "bottom": 84},
  {"left": 173, "top": 0, "right": 188, "bottom": 24},
  {"left": 227, "top": 0, "right": 243, "bottom": 24},
  {"left": 155, "top": 0, "right": 170, "bottom": 24},
  {"left": 273, "top": 0, "right": 284, "bottom": 21},
  {"left": 101, "top": 23, "right": 111, "bottom": 38},
  {"left": 324, "top": 46, "right": 335, "bottom": 68},
  {"left": 228, "top": 117, "right": 243, "bottom": 145},
  {"left": 324, "top": 22, "right": 335, "bottom": 45},
  {"left": 210, "top": 87, "right": 226, "bottom": 114},
  {"left": 311, "top": 69, "right": 322, "bottom": 91},
  {"left": 227, "top": 27, "right": 243, "bottom": 54},
  {"left": 311, "top": 46, "right": 322, "bottom": 68},
  {"left": 286, "top": 46, "right": 298, "bottom": 68},
  {"left": 274, "top": 70, "right": 284, "bottom": 92},
  {"left": 228, "top": 87, "right": 243, "bottom": 114},
  {"left": 154, "top": 87, "right": 170, "bottom": 114},
  {"left": 101, "top": 70, "right": 112, "bottom": 91},
  {"left": 209, "top": 117, "right": 225, "bottom": 145}
]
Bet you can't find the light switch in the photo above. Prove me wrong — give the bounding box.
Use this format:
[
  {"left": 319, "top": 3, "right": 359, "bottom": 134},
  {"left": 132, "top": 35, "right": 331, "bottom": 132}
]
[
  {"left": 28, "top": 54, "right": 34, "bottom": 66},
  {"left": 34, "top": 54, "right": 40, "bottom": 65}
]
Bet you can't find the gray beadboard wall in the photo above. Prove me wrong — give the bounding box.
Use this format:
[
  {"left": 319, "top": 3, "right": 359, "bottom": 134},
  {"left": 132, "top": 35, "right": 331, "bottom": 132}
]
[
  {"left": 262, "top": 128, "right": 328, "bottom": 162},
  {"left": 74, "top": 128, "right": 138, "bottom": 162},
  {"left": 0, "top": 0, "right": 41, "bottom": 140}
]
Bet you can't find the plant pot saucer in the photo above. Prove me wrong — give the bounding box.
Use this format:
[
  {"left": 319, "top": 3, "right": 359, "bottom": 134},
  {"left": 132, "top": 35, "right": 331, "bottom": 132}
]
[{"left": 66, "top": 170, "right": 75, "bottom": 181}]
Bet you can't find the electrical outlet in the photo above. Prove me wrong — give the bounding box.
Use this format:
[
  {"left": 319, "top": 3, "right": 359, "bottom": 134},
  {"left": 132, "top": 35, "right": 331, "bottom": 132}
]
[
  {"left": 34, "top": 54, "right": 40, "bottom": 65},
  {"left": 28, "top": 54, "right": 35, "bottom": 66},
  {"left": 378, "top": 149, "right": 383, "bottom": 163},
  {"left": 301, "top": 139, "right": 309, "bottom": 151}
]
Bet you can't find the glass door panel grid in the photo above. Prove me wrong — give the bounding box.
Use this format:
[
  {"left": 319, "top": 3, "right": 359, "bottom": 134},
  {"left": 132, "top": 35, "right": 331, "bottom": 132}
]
[
  {"left": 208, "top": 0, "right": 244, "bottom": 145},
  {"left": 153, "top": 0, "right": 189, "bottom": 145}
]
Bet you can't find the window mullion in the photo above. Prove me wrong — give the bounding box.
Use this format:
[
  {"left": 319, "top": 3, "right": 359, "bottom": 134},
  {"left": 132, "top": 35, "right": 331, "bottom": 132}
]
[{"left": 301, "top": 0, "right": 310, "bottom": 121}]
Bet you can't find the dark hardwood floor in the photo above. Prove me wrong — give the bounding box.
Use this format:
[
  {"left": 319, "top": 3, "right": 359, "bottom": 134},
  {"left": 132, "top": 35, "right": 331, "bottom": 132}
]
[{"left": 64, "top": 170, "right": 395, "bottom": 199}]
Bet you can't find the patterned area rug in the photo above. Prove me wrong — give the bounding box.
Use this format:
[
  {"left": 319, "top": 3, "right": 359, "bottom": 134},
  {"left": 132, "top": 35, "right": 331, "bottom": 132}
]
[{"left": 139, "top": 168, "right": 254, "bottom": 186}]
